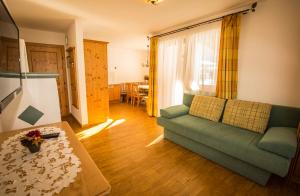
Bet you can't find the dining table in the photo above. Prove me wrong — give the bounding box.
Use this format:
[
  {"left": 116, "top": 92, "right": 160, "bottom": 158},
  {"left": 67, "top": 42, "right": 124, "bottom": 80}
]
[{"left": 138, "top": 84, "right": 149, "bottom": 90}]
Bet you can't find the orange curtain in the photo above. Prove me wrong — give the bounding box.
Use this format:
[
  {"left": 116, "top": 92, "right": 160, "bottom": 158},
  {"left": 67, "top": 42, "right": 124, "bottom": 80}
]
[
  {"left": 216, "top": 14, "right": 241, "bottom": 99},
  {"left": 147, "top": 37, "right": 158, "bottom": 117}
]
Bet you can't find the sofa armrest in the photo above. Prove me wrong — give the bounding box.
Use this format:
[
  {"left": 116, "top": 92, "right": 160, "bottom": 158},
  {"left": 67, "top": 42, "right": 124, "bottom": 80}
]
[
  {"left": 257, "top": 127, "right": 297, "bottom": 159},
  {"left": 160, "top": 105, "right": 189, "bottom": 119}
]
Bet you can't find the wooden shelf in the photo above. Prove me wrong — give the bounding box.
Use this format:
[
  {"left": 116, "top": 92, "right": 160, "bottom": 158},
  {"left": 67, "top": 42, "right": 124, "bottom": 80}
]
[{"left": 66, "top": 47, "right": 79, "bottom": 109}]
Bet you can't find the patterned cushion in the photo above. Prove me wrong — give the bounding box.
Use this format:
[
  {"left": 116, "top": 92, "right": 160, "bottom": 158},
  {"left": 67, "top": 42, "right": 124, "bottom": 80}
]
[
  {"left": 222, "top": 100, "right": 272, "bottom": 134},
  {"left": 189, "top": 95, "right": 226, "bottom": 122}
]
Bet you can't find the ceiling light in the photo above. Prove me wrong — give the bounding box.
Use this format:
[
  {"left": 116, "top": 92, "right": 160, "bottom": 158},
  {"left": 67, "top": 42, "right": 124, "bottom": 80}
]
[{"left": 146, "top": 0, "right": 164, "bottom": 5}]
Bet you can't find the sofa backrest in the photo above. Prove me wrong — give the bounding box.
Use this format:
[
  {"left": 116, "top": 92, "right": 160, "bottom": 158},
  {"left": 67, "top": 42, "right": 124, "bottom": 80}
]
[
  {"left": 268, "top": 105, "right": 300, "bottom": 128},
  {"left": 183, "top": 93, "right": 300, "bottom": 128},
  {"left": 183, "top": 93, "right": 195, "bottom": 107}
]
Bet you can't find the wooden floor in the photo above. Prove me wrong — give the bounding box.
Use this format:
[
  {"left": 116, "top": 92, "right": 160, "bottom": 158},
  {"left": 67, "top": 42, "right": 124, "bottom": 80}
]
[{"left": 65, "top": 103, "right": 300, "bottom": 196}]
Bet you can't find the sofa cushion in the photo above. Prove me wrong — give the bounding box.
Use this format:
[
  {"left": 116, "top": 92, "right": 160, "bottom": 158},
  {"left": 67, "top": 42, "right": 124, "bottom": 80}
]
[
  {"left": 157, "top": 115, "right": 290, "bottom": 177},
  {"left": 257, "top": 127, "right": 298, "bottom": 159},
  {"left": 160, "top": 105, "right": 189, "bottom": 119},
  {"left": 222, "top": 100, "right": 272, "bottom": 134},
  {"left": 268, "top": 105, "right": 300, "bottom": 128},
  {"left": 183, "top": 93, "right": 195, "bottom": 107},
  {"left": 189, "top": 95, "right": 226, "bottom": 122}
]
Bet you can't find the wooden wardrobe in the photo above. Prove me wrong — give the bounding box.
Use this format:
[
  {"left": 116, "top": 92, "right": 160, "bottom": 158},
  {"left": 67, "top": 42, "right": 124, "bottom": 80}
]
[{"left": 83, "top": 39, "right": 109, "bottom": 125}]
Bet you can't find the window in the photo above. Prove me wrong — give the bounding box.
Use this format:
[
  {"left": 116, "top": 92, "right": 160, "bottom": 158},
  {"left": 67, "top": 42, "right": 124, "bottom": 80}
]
[{"left": 157, "top": 22, "right": 221, "bottom": 110}]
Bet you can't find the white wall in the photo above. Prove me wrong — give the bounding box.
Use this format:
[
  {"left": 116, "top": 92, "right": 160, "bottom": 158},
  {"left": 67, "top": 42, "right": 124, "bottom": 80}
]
[
  {"left": 17, "top": 26, "right": 89, "bottom": 126},
  {"left": 0, "top": 78, "right": 61, "bottom": 132},
  {"left": 67, "top": 21, "right": 148, "bottom": 125},
  {"left": 66, "top": 20, "right": 88, "bottom": 126},
  {"left": 0, "top": 39, "right": 61, "bottom": 132},
  {"left": 83, "top": 33, "right": 148, "bottom": 85},
  {"left": 238, "top": 0, "right": 300, "bottom": 107},
  {"left": 0, "top": 78, "right": 20, "bottom": 101},
  {"left": 19, "top": 28, "right": 72, "bottom": 112},
  {"left": 108, "top": 46, "right": 148, "bottom": 84},
  {"left": 19, "top": 27, "right": 65, "bottom": 45}
]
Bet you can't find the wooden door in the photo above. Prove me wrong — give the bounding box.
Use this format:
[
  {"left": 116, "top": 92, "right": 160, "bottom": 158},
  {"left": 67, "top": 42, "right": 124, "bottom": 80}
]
[
  {"left": 84, "top": 39, "right": 109, "bottom": 125},
  {"left": 26, "top": 43, "right": 69, "bottom": 117}
]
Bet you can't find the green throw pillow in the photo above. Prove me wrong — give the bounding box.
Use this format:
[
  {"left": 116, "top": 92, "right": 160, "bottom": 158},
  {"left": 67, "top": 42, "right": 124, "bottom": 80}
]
[{"left": 160, "top": 105, "right": 189, "bottom": 119}]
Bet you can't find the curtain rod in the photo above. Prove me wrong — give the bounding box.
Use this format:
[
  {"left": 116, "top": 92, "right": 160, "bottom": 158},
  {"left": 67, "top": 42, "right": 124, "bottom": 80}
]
[{"left": 150, "top": 2, "right": 257, "bottom": 39}]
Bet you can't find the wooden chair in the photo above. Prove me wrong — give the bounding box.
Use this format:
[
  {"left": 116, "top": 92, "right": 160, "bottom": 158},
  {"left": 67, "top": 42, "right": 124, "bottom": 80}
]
[
  {"left": 126, "top": 83, "right": 133, "bottom": 104},
  {"left": 120, "top": 83, "right": 127, "bottom": 102},
  {"left": 132, "top": 84, "right": 147, "bottom": 107},
  {"left": 137, "top": 81, "right": 147, "bottom": 85}
]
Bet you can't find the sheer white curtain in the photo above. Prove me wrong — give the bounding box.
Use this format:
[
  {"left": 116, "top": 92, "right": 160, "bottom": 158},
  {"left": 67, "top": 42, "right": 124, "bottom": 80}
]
[
  {"left": 184, "top": 26, "right": 221, "bottom": 95},
  {"left": 157, "top": 22, "right": 221, "bottom": 113},
  {"left": 157, "top": 37, "right": 185, "bottom": 112}
]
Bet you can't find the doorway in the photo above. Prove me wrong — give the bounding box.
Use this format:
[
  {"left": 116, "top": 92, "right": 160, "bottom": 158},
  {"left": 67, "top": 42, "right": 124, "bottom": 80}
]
[{"left": 26, "top": 42, "right": 69, "bottom": 117}]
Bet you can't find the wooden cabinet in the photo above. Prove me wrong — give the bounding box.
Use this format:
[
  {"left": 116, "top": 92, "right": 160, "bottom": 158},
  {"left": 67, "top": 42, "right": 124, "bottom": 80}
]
[
  {"left": 288, "top": 123, "right": 300, "bottom": 184},
  {"left": 84, "top": 39, "right": 109, "bottom": 125},
  {"left": 66, "top": 47, "right": 79, "bottom": 109},
  {"left": 109, "top": 84, "right": 120, "bottom": 102}
]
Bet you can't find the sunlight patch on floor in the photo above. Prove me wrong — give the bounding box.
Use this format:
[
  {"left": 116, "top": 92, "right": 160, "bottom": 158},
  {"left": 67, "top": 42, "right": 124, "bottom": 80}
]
[
  {"left": 106, "top": 119, "right": 126, "bottom": 129},
  {"left": 76, "top": 118, "right": 126, "bottom": 140},
  {"left": 76, "top": 119, "right": 113, "bottom": 140},
  {"left": 146, "top": 134, "right": 164, "bottom": 147}
]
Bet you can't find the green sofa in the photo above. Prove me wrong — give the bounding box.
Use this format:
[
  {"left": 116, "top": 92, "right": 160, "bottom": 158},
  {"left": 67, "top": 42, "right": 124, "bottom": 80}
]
[{"left": 157, "top": 94, "right": 300, "bottom": 185}]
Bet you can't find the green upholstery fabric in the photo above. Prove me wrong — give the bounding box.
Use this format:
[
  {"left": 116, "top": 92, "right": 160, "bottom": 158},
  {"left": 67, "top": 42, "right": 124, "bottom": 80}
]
[
  {"left": 158, "top": 93, "right": 299, "bottom": 185},
  {"left": 183, "top": 93, "right": 195, "bottom": 107},
  {"left": 160, "top": 105, "right": 189, "bottom": 119},
  {"left": 258, "top": 127, "right": 298, "bottom": 159},
  {"left": 164, "top": 129, "right": 271, "bottom": 185},
  {"left": 157, "top": 115, "right": 291, "bottom": 177},
  {"left": 268, "top": 105, "right": 300, "bottom": 128}
]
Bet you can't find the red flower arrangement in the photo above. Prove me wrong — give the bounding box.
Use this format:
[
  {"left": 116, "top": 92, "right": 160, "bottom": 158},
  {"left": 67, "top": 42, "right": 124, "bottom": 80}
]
[
  {"left": 26, "top": 130, "right": 41, "bottom": 138},
  {"left": 21, "top": 129, "right": 43, "bottom": 153}
]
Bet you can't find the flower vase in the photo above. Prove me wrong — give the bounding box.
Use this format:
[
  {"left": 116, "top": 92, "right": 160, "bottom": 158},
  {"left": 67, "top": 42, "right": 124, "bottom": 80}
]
[{"left": 27, "top": 143, "right": 41, "bottom": 153}]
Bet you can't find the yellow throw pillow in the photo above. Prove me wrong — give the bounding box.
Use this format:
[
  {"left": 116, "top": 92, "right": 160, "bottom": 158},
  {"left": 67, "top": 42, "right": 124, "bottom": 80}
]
[
  {"left": 222, "top": 100, "right": 272, "bottom": 134},
  {"left": 189, "top": 95, "right": 226, "bottom": 122}
]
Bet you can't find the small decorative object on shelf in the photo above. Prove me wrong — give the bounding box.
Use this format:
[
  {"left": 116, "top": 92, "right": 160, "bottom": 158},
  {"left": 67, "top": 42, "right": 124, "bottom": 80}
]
[
  {"left": 21, "top": 129, "right": 43, "bottom": 153},
  {"left": 287, "top": 123, "right": 300, "bottom": 184}
]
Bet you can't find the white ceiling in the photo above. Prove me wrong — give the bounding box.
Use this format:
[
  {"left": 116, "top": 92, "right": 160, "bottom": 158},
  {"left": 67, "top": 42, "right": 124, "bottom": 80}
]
[{"left": 4, "top": 0, "right": 252, "bottom": 49}]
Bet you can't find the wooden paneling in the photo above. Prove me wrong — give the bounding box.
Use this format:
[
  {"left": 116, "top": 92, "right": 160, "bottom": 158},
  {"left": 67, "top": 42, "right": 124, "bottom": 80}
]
[
  {"left": 109, "top": 84, "right": 120, "bottom": 101},
  {"left": 84, "top": 39, "right": 109, "bottom": 125},
  {"left": 66, "top": 47, "right": 79, "bottom": 109},
  {"left": 113, "top": 85, "right": 120, "bottom": 101},
  {"left": 26, "top": 43, "right": 69, "bottom": 117}
]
